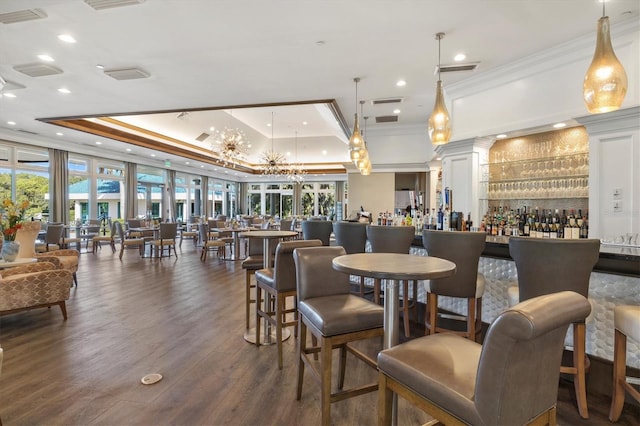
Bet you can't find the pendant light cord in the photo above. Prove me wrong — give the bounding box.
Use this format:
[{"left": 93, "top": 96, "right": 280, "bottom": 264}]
[
  {"left": 602, "top": 0, "right": 605, "bottom": 17},
  {"left": 438, "top": 35, "right": 441, "bottom": 81}
]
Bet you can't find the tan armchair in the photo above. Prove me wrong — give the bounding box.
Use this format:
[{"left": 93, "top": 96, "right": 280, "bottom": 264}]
[{"left": 0, "top": 261, "right": 72, "bottom": 320}]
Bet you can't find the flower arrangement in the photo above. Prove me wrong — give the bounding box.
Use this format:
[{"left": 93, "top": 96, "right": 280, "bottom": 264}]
[{"left": 0, "top": 199, "right": 29, "bottom": 241}]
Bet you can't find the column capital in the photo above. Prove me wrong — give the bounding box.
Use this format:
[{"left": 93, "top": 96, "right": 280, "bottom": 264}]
[
  {"left": 575, "top": 106, "right": 640, "bottom": 135},
  {"left": 434, "top": 137, "right": 495, "bottom": 157}
]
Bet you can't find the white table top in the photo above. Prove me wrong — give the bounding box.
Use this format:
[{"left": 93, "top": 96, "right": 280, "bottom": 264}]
[
  {"left": 332, "top": 253, "right": 456, "bottom": 281},
  {"left": 238, "top": 230, "right": 298, "bottom": 239},
  {"left": 0, "top": 258, "right": 37, "bottom": 268}
]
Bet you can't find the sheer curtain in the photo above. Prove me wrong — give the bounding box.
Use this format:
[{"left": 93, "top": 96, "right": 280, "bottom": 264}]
[
  {"left": 125, "top": 162, "right": 138, "bottom": 219},
  {"left": 49, "top": 149, "right": 68, "bottom": 224}
]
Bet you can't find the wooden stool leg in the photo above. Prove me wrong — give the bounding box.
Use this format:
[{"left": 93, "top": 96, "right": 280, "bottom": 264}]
[
  {"left": 609, "top": 328, "right": 627, "bottom": 422},
  {"left": 425, "top": 293, "right": 438, "bottom": 336},
  {"left": 245, "top": 271, "right": 252, "bottom": 330},
  {"left": 320, "top": 336, "right": 333, "bottom": 426},
  {"left": 402, "top": 280, "right": 411, "bottom": 338},
  {"left": 467, "top": 298, "right": 477, "bottom": 342},
  {"left": 378, "top": 373, "right": 393, "bottom": 426},
  {"left": 573, "top": 322, "right": 589, "bottom": 419},
  {"left": 276, "top": 294, "right": 284, "bottom": 370},
  {"left": 255, "top": 285, "right": 262, "bottom": 347},
  {"left": 296, "top": 319, "right": 307, "bottom": 401}
]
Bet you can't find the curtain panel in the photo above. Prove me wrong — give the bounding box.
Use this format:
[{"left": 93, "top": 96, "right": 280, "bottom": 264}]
[
  {"left": 49, "top": 149, "right": 69, "bottom": 224},
  {"left": 125, "top": 162, "right": 138, "bottom": 219}
]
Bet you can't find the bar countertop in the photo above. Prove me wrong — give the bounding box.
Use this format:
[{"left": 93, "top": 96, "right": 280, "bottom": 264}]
[{"left": 411, "top": 234, "right": 640, "bottom": 278}]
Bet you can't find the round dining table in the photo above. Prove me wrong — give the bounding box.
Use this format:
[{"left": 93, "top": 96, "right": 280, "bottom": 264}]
[{"left": 238, "top": 230, "right": 298, "bottom": 345}]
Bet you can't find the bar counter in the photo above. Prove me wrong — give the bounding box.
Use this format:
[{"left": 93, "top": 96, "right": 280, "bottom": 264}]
[{"left": 384, "top": 234, "right": 640, "bottom": 368}]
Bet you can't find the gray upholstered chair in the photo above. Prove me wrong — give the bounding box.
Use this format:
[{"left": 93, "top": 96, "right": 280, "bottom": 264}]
[
  {"left": 198, "top": 223, "right": 225, "bottom": 261},
  {"left": 115, "top": 221, "right": 145, "bottom": 259},
  {"left": 293, "top": 246, "right": 384, "bottom": 426},
  {"left": 301, "top": 220, "right": 333, "bottom": 246},
  {"left": 366, "top": 225, "right": 417, "bottom": 337},
  {"left": 91, "top": 220, "right": 117, "bottom": 254},
  {"left": 35, "top": 223, "right": 65, "bottom": 252},
  {"left": 609, "top": 305, "right": 640, "bottom": 422},
  {"left": 242, "top": 238, "right": 267, "bottom": 330},
  {"left": 332, "top": 221, "right": 369, "bottom": 296},
  {"left": 255, "top": 239, "right": 322, "bottom": 369},
  {"left": 508, "top": 237, "right": 600, "bottom": 419},
  {"left": 279, "top": 219, "right": 293, "bottom": 232},
  {"left": 422, "top": 230, "right": 486, "bottom": 342},
  {"left": 150, "top": 222, "right": 178, "bottom": 258},
  {"left": 378, "top": 291, "right": 592, "bottom": 426}
]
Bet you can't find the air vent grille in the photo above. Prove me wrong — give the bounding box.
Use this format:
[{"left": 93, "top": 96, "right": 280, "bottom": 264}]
[
  {"left": 0, "top": 8, "right": 47, "bottom": 24},
  {"left": 104, "top": 68, "right": 150, "bottom": 80},
  {"left": 372, "top": 98, "right": 403, "bottom": 105},
  {"left": 195, "top": 133, "right": 210, "bottom": 142},
  {"left": 84, "top": 0, "right": 146, "bottom": 10},
  {"left": 436, "top": 63, "right": 479, "bottom": 74},
  {"left": 1, "top": 80, "right": 26, "bottom": 91},
  {"left": 14, "top": 63, "right": 63, "bottom": 77},
  {"left": 375, "top": 115, "right": 399, "bottom": 123}
]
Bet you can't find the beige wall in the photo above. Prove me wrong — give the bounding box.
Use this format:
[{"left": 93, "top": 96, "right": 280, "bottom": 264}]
[{"left": 346, "top": 172, "right": 395, "bottom": 220}]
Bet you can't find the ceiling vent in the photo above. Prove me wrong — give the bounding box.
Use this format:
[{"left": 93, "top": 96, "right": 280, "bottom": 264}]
[
  {"left": 375, "top": 115, "right": 399, "bottom": 124},
  {"left": 104, "top": 68, "right": 150, "bottom": 80},
  {"left": 84, "top": 0, "right": 146, "bottom": 10},
  {"left": 0, "top": 79, "right": 26, "bottom": 91},
  {"left": 13, "top": 63, "right": 63, "bottom": 77},
  {"left": 371, "top": 98, "right": 403, "bottom": 105},
  {"left": 435, "top": 62, "right": 479, "bottom": 74},
  {"left": 0, "top": 8, "right": 47, "bottom": 24},
  {"left": 195, "top": 132, "right": 210, "bottom": 142}
]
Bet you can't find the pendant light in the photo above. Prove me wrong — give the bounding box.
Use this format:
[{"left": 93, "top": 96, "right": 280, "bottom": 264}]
[
  {"left": 428, "top": 32, "right": 452, "bottom": 145},
  {"left": 348, "top": 77, "right": 366, "bottom": 162},
  {"left": 583, "top": 1, "right": 628, "bottom": 114}
]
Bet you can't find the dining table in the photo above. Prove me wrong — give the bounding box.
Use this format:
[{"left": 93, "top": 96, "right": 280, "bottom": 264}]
[
  {"left": 238, "top": 230, "right": 298, "bottom": 345},
  {"left": 332, "top": 252, "right": 456, "bottom": 425},
  {"left": 212, "top": 227, "right": 251, "bottom": 261}
]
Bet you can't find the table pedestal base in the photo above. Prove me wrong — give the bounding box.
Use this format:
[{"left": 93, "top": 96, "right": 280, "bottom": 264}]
[{"left": 243, "top": 327, "right": 291, "bottom": 346}]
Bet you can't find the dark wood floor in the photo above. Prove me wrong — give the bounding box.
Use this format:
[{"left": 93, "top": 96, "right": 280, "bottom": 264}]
[{"left": 0, "top": 242, "right": 638, "bottom": 425}]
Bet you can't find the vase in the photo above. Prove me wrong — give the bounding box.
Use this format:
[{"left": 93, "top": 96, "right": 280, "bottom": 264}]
[{"left": 2, "top": 240, "right": 20, "bottom": 262}]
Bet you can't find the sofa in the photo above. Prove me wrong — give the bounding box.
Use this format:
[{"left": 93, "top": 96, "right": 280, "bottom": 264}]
[{"left": 0, "top": 262, "right": 72, "bottom": 320}]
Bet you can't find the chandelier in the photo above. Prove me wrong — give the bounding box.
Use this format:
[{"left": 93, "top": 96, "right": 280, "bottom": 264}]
[
  {"left": 286, "top": 131, "right": 307, "bottom": 184},
  {"left": 212, "top": 127, "right": 249, "bottom": 168},
  {"left": 260, "top": 112, "right": 287, "bottom": 176}
]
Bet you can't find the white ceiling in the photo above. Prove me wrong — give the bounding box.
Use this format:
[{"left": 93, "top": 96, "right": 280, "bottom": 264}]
[{"left": 0, "top": 0, "right": 638, "bottom": 178}]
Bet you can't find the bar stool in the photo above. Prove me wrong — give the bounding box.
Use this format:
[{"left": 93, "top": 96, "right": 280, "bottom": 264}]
[
  {"left": 242, "top": 238, "right": 265, "bottom": 331},
  {"left": 422, "top": 230, "right": 486, "bottom": 342},
  {"left": 293, "top": 246, "right": 384, "bottom": 426},
  {"left": 255, "top": 239, "right": 322, "bottom": 369},
  {"left": 366, "top": 225, "right": 417, "bottom": 337},
  {"left": 508, "top": 237, "right": 600, "bottom": 419},
  {"left": 609, "top": 305, "right": 640, "bottom": 422},
  {"left": 301, "top": 220, "right": 333, "bottom": 246},
  {"left": 332, "top": 221, "right": 369, "bottom": 296}
]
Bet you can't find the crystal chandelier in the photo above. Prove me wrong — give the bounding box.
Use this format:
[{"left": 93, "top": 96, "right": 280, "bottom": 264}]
[
  {"left": 212, "top": 127, "right": 250, "bottom": 168},
  {"left": 428, "top": 32, "right": 452, "bottom": 146},
  {"left": 286, "top": 131, "right": 307, "bottom": 184},
  {"left": 260, "top": 112, "right": 287, "bottom": 176},
  {"left": 583, "top": 1, "right": 628, "bottom": 114}
]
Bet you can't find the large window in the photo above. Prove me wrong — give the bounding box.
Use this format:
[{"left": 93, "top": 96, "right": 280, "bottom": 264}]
[
  {"left": 0, "top": 146, "right": 50, "bottom": 219},
  {"left": 248, "top": 182, "right": 333, "bottom": 218}
]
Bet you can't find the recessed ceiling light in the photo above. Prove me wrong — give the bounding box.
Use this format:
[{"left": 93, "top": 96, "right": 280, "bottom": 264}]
[
  {"left": 553, "top": 122, "right": 566, "bottom": 128},
  {"left": 435, "top": 157, "right": 441, "bottom": 161},
  {"left": 454, "top": 53, "right": 466, "bottom": 62},
  {"left": 151, "top": 154, "right": 156, "bottom": 157},
  {"left": 247, "top": 143, "right": 252, "bottom": 148},
  {"left": 7, "top": 121, "right": 16, "bottom": 125},
  {"left": 224, "top": 170, "right": 228, "bottom": 173},
  {"left": 286, "top": 152, "right": 291, "bottom": 156},
  {"left": 96, "top": 64, "right": 104, "bottom": 69},
  {"left": 496, "top": 134, "right": 507, "bottom": 139},
  {"left": 125, "top": 148, "right": 132, "bottom": 152},
  {"left": 95, "top": 141, "right": 102, "bottom": 145},
  {"left": 58, "top": 34, "right": 76, "bottom": 43},
  {"left": 38, "top": 54, "right": 54, "bottom": 62},
  {"left": 201, "top": 165, "right": 205, "bottom": 168},
  {"left": 322, "top": 150, "right": 327, "bottom": 155},
  {"left": 266, "top": 123, "right": 271, "bottom": 127},
  {"left": 393, "top": 109, "right": 401, "bottom": 114},
  {"left": 3, "top": 93, "right": 16, "bottom": 98},
  {"left": 56, "top": 132, "right": 63, "bottom": 136},
  {"left": 58, "top": 88, "right": 71, "bottom": 94},
  {"left": 396, "top": 80, "right": 406, "bottom": 87},
  {"left": 302, "top": 121, "right": 308, "bottom": 125},
  {"left": 185, "top": 161, "right": 190, "bottom": 165}
]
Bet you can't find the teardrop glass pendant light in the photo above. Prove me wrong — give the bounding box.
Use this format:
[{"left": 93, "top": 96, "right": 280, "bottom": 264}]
[
  {"left": 428, "top": 32, "right": 452, "bottom": 146},
  {"left": 583, "top": 2, "right": 628, "bottom": 114},
  {"left": 348, "top": 77, "right": 367, "bottom": 162}
]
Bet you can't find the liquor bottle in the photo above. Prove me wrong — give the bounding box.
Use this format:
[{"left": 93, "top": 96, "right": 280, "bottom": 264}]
[
  {"left": 377, "top": 213, "right": 382, "bottom": 226},
  {"left": 523, "top": 207, "right": 530, "bottom": 237},
  {"left": 579, "top": 211, "right": 589, "bottom": 238},
  {"left": 467, "top": 212, "right": 473, "bottom": 232},
  {"left": 571, "top": 210, "right": 580, "bottom": 239},
  {"left": 542, "top": 214, "right": 550, "bottom": 238},
  {"left": 437, "top": 207, "right": 444, "bottom": 231},
  {"left": 565, "top": 210, "right": 576, "bottom": 239},
  {"left": 549, "top": 212, "right": 558, "bottom": 239}
]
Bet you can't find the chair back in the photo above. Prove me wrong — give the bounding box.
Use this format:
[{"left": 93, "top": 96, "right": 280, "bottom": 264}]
[
  {"left": 216, "top": 215, "right": 227, "bottom": 222},
  {"left": 294, "top": 246, "right": 349, "bottom": 301},
  {"left": 159, "top": 222, "right": 178, "bottom": 240},
  {"left": 114, "top": 221, "right": 127, "bottom": 240},
  {"left": 127, "top": 219, "right": 142, "bottom": 229},
  {"left": 216, "top": 220, "right": 227, "bottom": 229},
  {"left": 15, "top": 221, "right": 41, "bottom": 258},
  {"left": 508, "top": 237, "right": 600, "bottom": 301},
  {"left": 198, "top": 223, "right": 210, "bottom": 242},
  {"left": 301, "top": 220, "right": 333, "bottom": 246},
  {"left": 366, "top": 225, "right": 415, "bottom": 254},
  {"left": 422, "top": 230, "right": 486, "bottom": 298},
  {"left": 261, "top": 221, "right": 271, "bottom": 230},
  {"left": 333, "top": 222, "right": 367, "bottom": 254},
  {"left": 272, "top": 239, "right": 323, "bottom": 291},
  {"left": 280, "top": 219, "right": 293, "bottom": 232},
  {"left": 44, "top": 224, "right": 65, "bottom": 245},
  {"left": 474, "top": 291, "right": 591, "bottom": 425}
]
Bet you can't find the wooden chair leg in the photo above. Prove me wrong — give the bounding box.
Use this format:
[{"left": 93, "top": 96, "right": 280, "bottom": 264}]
[
  {"left": 338, "top": 345, "right": 347, "bottom": 390},
  {"left": 402, "top": 280, "right": 411, "bottom": 338},
  {"left": 425, "top": 293, "right": 438, "bottom": 336},
  {"left": 412, "top": 280, "right": 418, "bottom": 323},
  {"left": 467, "top": 297, "right": 477, "bottom": 342},
  {"left": 609, "top": 328, "right": 627, "bottom": 422},
  {"left": 245, "top": 271, "right": 252, "bottom": 330},
  {"left": 276, "top": 294, "right": 284, "bottom": 370},
  {"left": 255, "top": 285, "right": 263, "bottom": 347},
  {"left": 296, "top": 318, "right": 307, "bottom": 400},
  {"left": 573, "top": 322, "right": 589, "bottom": 419},
  {"left": 374, "top": 279, "right": 381, "bottom": 304},
  {"left": 378, "top": 373, "right": 393, "bottom": 426},
  {"left": 320, "top": 336, "right": 333, "bottom": 426}
]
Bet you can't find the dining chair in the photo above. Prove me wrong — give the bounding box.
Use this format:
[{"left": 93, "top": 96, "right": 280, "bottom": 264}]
[
  {"left": 115, "top": 221, "right": 145, "bottom": 260},
  {"left": 300, "top": 220, "right": 333, "bottom": 245},
  {"left": 293, "top": 245, "right": 384, "bottom": 426},
  {"left": 198, "top": 223, "right": 225, "bottom": 261},
  {"left": 35, "top": 223, "right": 64, "bottom": 252},
  {"left": 150, "top": 222, "right": 178, "bottom": 258},
  {"left": 378, "top": 291, "right": 592, "bottom": 426},
  {"left": 332, "top": 221, "right": 369, "bottom": 296},
  {"left": 178, "top": 220, "right": 198, "bottom": 248},
  {"left": 91, "top": 220, "right": 117, "bottom": 254}
]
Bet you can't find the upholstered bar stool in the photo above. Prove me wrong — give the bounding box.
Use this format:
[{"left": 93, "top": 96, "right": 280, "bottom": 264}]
[
  {"left": 242, "top": 238, "right": 264, "bottom": 331},
  {"left": 422, "top": 230, "right": 486, "bottom": 342},
  {"left": 332, "top": 221, "right": 369, "bottom": 296},
  {"left": 609, "top": 305, "right": 640, "bottom": 422},
  {"left": 366, "top": 225, "right": 417, "bottom": 337},
  {"left": 293, "top": 246, "right": 384, "bottom": 426},
  {"left": 378, "top": 291, "right": 592, "bottom": 426},
  {"left": 301, "top": 220, "right": 333, "bottom": 246},
  {"left": 508, "top": 237, "right": 600, "bottom": 419},
  {"left": 255, "top": 239, "right": 322, "bottom": 369}
]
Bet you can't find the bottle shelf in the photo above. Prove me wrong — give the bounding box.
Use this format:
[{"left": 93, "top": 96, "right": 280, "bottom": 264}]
[{"left": 480, "top": 151, "right": 589, "bottom": 183}]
